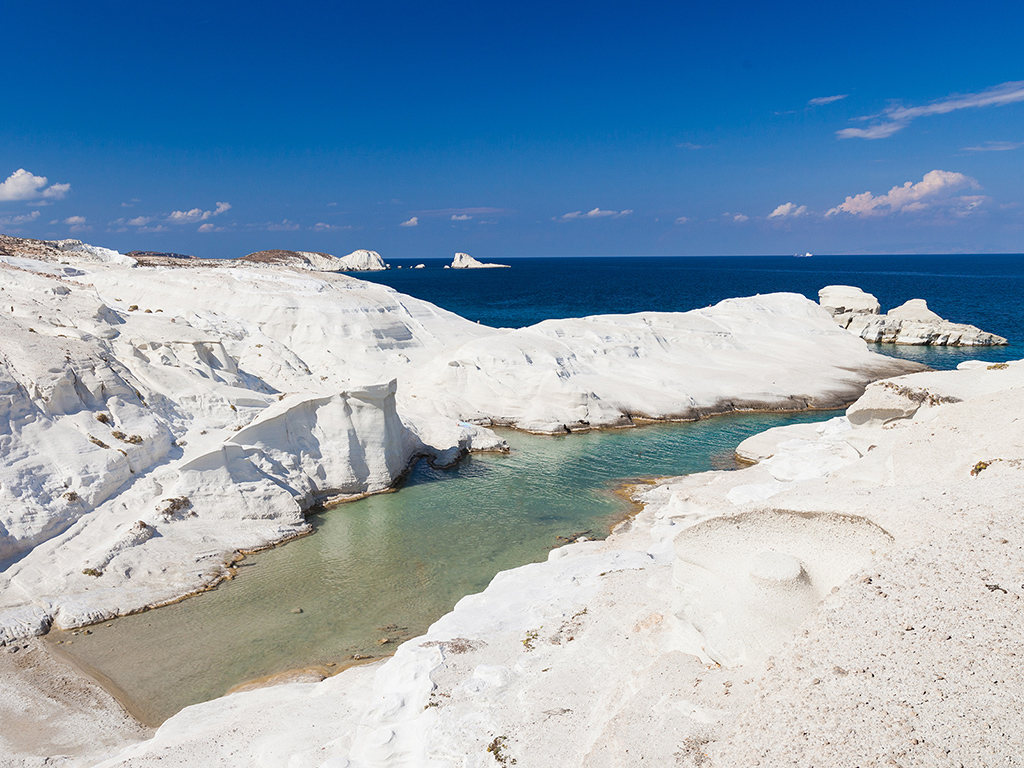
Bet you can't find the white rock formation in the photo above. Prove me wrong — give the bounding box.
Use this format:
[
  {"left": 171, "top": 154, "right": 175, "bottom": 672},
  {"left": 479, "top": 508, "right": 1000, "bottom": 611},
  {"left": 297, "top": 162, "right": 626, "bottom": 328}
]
[
  {"left": 818, "top": 284, "right": 880, "bottom": 316},
  {"left": 449, "top": 252, "right": 510, "bottom": 269},
  {"left": 89, "top": 360, "right": 1024, "bottom": 767},
  {"left": 404, "top": 293, "right": 921, "bottom": 434},
  {"left": 819, "top": 285, "right": 1007, "bottom": 345},
  {"left": 0, "top": 240, "right": 921, "bottom": 646},
  {"left": 336, "top": 249, "right": 387, "bottom": 271}
]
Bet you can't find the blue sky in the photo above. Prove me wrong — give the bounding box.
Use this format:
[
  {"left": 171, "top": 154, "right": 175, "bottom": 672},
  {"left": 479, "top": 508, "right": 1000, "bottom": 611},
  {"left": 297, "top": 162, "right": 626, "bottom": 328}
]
[{"left": 2, "top": 1, "right": 1022, "bottom": 258}]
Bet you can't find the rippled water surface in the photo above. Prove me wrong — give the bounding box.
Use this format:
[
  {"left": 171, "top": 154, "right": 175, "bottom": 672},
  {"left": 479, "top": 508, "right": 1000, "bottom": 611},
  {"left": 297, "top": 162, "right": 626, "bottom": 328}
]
[{"left": 55, "top": 411, "right": 839, "bottom": 724}]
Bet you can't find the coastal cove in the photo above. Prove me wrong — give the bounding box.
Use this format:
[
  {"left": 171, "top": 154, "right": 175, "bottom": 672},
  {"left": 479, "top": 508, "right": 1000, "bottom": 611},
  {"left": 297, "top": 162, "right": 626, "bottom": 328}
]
[
  {"left": 50, "top": 409, "right": 843, "bottom": 725},
  {"left": 28, "top": 252, "right": 1024, "bottom": 729},
  {"left": 1, "top": 243, "right": 1021, "bottom": 765}
]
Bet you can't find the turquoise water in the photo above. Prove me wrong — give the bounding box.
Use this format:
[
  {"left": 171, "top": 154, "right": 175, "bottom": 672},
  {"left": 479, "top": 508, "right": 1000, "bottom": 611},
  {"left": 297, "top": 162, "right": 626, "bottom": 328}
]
[{"left": 53, "top": 410, "right": 839, "bottom": 725}]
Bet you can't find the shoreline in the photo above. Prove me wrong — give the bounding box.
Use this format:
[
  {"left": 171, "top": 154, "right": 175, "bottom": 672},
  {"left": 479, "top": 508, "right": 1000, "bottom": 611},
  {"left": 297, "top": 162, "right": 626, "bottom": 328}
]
[{"left": 35, "top": 407, "right": 849, "bottom": 730}]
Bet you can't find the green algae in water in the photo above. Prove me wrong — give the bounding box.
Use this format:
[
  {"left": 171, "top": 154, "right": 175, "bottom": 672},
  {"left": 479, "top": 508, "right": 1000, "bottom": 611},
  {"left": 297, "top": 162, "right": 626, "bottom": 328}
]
[{"left": 53, "top": 410, "right": 840, "bottom": 725}]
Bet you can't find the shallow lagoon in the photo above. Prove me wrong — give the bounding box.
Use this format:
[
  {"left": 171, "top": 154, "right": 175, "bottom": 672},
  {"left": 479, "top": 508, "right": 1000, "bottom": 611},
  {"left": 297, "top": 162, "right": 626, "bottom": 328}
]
[{"left": 54, "top": 409, "right": 841, "bottom": 725}]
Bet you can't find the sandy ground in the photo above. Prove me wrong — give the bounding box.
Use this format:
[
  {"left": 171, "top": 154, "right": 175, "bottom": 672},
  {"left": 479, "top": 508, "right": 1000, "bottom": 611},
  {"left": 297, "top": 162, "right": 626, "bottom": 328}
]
[{"left": 0, "top": 639, "right": 151, "bottom": 768}]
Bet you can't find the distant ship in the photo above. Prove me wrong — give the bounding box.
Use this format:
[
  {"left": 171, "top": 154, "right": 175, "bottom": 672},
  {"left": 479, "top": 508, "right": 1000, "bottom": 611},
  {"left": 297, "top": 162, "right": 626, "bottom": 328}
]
[{"left": 794, "top": 252, "right": 813, "bottom": 258}]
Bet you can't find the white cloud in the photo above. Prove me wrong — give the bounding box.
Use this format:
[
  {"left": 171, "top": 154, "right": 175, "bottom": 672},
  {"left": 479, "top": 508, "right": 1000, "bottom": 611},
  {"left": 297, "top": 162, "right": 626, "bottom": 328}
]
[
  {"left": 451, "top": 214, "right": 472, "bottom": 221},
  {"left": 559, "top": 208, "right": 633, "bottom": 221},
  {"left": 768, "top": 202, "right": 808, "bottom": 219},
  {"left": 414, "top": 207, "right": 508, "bottom": 218},
  {"left": 826, "top": 170, "right": 980, "bottom": 217},
  {"left": 264, "top": 220, "right": 300, "bottom": 231},
  {"left": 963, "top": 141, "right": 1024, "bottom": 152},
  {"left": 400, "top": 216, "right": 419, "bottom": 227},
  {"left": 168, "top": 201, "right": 231, "bottom": 224},
  {"left": 677, "top": 142, "right": 705, "bottom": 150},
  {"left": 731, "top": 213, "right": 749, "bottom": 223},
  {"left": 138, "top": 224, "right": 169, "bottom": 233},
  {"left": 63, "top": 215, "right": 90, "bottom": 233},
  {"left": 808, "top": 94, "right": 848, "bottom": 106},
  {"left": 674, "top": 216, "right": 690, "bottom": 224},
  {"left": 168, "top": 208, "right": 209, "bottom": 223},
  {"left": 312, "top": 222, "right": 352, "bottom": 231},
  {"left": 838, "top": 80, "right": 1024, "bottom": 140},
  {"left": 0, "top": 168, "right": 71, "bottom": 202},
  {"left": 126, "top": 216, "right": 152, "bottom": 226},
  {"left": 0, "top": 210, "right": 41, "bottom": 226}
]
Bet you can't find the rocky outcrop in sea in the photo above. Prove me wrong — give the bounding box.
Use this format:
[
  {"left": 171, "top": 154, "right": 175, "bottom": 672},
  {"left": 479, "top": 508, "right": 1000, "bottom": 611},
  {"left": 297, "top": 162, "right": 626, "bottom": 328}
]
[{"left": 819, "top": 284, "right": 1007, "bottom": 345}]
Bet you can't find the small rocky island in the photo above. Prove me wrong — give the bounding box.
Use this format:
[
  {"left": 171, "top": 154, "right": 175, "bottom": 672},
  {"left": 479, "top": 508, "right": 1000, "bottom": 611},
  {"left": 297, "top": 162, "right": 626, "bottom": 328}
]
[
  {"left": 448, "top": 252, "right": 511, "bottom": 269},
  {"left": 819, "top": 284, "right": 1007, "bottom": 345}
]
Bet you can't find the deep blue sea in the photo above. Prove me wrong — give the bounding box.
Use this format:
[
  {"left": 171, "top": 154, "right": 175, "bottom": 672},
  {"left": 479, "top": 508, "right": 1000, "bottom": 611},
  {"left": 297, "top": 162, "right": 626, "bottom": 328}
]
[{"left": 362, "top": 254, "right": 1024, "bottom": 369}]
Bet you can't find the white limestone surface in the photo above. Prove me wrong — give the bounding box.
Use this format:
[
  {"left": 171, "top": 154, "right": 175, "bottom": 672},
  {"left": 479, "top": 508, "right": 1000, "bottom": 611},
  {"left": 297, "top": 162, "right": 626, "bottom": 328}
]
[
  {"left": 88, "top": 360, "right": 1024, "bottom": 767},
  {"left": 0, "top": 252, "right": 497, "bottom": 640},
  {"left": 404, "top": 293, "right": 921, "bottom": 433},
  {"left": 449, "top": 252, "right": 510, "bottom": 269},
  {"left": 0, "top": 239, "right": 919, "bottom": 646},
  {"left": 820, "top": 284, "right": 1007, "bottom": 346},
  {"left": 337, "top": 249, "right": 387, "bottom": 271},
  {"left": 818, "top": 284, "right": 880, "bottom": 316}
]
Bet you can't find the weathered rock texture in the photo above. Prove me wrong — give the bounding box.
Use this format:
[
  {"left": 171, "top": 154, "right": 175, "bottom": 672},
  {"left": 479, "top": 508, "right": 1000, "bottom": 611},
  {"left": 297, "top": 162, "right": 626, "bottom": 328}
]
[{"left": 819, "top": 284, "right": 1007, "bottom": 345}]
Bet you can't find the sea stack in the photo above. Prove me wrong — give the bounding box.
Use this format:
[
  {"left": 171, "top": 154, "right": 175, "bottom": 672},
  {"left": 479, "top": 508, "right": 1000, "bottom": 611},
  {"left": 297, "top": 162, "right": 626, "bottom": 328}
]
[{"left": 449, "top": 252, "right": 511, "bottom": 269}]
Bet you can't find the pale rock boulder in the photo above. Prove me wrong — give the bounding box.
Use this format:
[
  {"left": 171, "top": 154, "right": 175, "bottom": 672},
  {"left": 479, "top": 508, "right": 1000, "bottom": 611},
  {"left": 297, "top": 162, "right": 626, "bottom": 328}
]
[
  {"left": 886, "top": 298, "right": 942, "bottom": 322},
  {"left": 818, "top": 284, "right": 880, "bottom": 316},
  {"left": 820, "top": 285, "right": 1007, "bottom": 346},
  {"left": 337, "top": 249, "right": 387, "bottom": 271},
  {"left": 449, "top": 252, "right": 510, "bottom": 269}
]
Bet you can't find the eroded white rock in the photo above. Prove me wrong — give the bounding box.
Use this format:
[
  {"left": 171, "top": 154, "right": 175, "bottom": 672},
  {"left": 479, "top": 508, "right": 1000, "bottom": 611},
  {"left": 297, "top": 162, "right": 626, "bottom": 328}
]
[
  {"left": 820, "top": 285, "right": 1007, "bottom": 346},
  {"left": 449, "top": 252, "right": 510, "bottom": 269},
  {"left": 337, "top": 249, "right": 387, "bottom": 271}
]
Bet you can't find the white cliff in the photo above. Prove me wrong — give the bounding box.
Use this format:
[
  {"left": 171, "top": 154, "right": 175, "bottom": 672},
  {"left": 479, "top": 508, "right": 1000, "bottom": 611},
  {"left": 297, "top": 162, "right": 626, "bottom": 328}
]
[
  {"left": 819, "top": 284, "right": 1007, "bottom": 346},
  {"left": 449, "top": 252, "right": 510, "bottom": 269},
  {"left": 88, "top": 359, "right": 1024, "bottom": 767}
]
